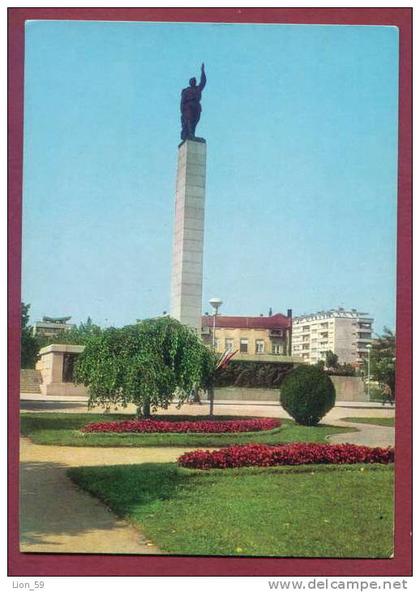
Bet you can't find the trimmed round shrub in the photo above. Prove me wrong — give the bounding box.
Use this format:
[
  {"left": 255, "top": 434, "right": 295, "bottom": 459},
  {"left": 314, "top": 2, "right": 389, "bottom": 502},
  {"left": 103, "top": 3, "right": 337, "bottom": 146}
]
[{"left": 280, "top": 365, "right": 336, "bottom": 425}]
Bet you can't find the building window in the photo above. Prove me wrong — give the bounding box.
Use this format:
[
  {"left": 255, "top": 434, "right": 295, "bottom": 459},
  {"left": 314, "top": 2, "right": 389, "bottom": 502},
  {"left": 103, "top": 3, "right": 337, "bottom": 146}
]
[
  {"left": 240, "top": 338, "right": 248, "bottom": 353},
  {"left": 214, "top": 338, "right": 220, "bottom": 351},
  {"left": 255, "top": 340, "right": 264, "bottom": 354},
  {"left": 225, "top": 338, "right": 234, "bottom": 352},
  {"left": 272, "top": 343, "right": 282, "bottom": 355}
]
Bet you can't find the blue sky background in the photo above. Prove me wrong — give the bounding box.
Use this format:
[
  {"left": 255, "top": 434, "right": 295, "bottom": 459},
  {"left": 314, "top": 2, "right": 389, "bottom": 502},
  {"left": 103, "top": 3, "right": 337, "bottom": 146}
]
[{"left": 22, "top": 20, "right": 399, "bottom": 332}]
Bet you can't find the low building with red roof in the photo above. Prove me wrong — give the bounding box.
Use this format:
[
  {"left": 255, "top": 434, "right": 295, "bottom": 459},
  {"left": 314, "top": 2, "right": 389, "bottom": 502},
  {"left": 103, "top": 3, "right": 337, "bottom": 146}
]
[{"left": 201, "top": 309, "right": 293, "bottom": 358}]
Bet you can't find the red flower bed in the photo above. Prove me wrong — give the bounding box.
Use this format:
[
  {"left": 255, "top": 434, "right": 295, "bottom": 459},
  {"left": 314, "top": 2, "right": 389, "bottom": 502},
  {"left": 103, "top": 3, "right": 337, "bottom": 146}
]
[
  {"left": 81, "top": 417, "right": 281, "bottom": 434},
  {"left": 177, "top": 442, "right": 394, "bottom": 469}
]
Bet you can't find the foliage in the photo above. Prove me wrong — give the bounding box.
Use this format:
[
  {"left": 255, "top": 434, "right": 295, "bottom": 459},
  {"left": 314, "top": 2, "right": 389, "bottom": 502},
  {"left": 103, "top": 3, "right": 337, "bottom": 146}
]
[
  {"left": 74, "top": 316, "right": 216, "bottom": 417},
  {"left": 325, "top": 350, "right": 338, "bottom": 369},
  {"left": 365, "top": 327, "right": 396, "bottom": 398},
  {"left": 326, "top": 363, "right": 356, "bottom": 377},
  {"left": 81, "top": 417, "right": 280, "bottom": 434},
  {"left": 20, "top": 413, "right": 355, "bottom": 448},
  {"left": 68, "top": 462, "right": 394, "bottom": 557},
  {"left": 318, "top": 351, "right": 356, "bottom": 376},
  {"left": 215, "top": 360, "right": 294, "bottom": 388},
  {"left": 280, "top": 364, "right": 336, "bottom": 426},
  {"left": 178, "top": 442, "right": 394, "bottom": 469},
  {"left": 37, "top": 317, "right": 102, "bottom": 348},
  {"left": 21, "top": 303, "right": 39, "bottom": 369}
]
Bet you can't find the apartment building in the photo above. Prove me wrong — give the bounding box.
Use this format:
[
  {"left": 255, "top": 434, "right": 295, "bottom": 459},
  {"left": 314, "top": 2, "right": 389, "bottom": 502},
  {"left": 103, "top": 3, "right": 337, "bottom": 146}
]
[
  {"left": 292, "top": 308, "right": 373, "bottom": 366},
  {"left": 201, "top": 311, "right": 293, "bottom": 358}
]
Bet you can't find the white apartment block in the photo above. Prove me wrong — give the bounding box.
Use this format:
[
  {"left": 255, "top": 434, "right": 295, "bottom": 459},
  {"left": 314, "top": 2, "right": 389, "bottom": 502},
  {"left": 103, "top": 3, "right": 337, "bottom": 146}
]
[{"left": 292, "top": 308, "right": 373, "bottom": 366}]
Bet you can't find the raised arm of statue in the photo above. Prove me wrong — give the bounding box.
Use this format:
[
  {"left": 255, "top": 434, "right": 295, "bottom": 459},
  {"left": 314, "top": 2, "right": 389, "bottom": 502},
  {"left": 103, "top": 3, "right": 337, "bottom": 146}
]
[{"left": 198, "top": 63, "right": 206, "bottom": 91}]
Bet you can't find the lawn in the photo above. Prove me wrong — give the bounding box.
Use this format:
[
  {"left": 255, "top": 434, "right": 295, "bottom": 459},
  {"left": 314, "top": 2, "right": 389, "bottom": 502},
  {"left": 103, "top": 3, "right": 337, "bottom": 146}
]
[
  {"left": 20, "top": 413, "right": 356, "bottom": 447},
  {"left": 68, "top": 462, "right": 394, "bottom": 557},
  {"left": 341, "top": 417, "right": 395, "bottom": 428}
]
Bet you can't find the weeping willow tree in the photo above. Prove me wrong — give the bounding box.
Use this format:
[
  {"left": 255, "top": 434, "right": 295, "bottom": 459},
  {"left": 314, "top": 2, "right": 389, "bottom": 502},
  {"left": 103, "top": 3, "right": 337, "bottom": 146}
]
[{"left": 74, "top": 316, "right": 216, "bottom": 417}]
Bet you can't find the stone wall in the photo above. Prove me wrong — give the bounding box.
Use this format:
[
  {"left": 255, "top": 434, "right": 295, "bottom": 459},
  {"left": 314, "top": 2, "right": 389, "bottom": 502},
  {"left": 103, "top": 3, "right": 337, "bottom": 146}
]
[{"left": 210, "top": 376, "right": 367, "bottom": 403}]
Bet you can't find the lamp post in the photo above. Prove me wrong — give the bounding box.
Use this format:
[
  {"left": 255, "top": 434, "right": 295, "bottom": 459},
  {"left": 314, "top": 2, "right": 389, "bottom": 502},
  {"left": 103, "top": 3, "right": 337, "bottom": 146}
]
[
  {"left": 208, "top": 297, "right": 222, "bottom": 416},
  {"left": 366, "top": 343, "right": 372, "bottom": 401}
]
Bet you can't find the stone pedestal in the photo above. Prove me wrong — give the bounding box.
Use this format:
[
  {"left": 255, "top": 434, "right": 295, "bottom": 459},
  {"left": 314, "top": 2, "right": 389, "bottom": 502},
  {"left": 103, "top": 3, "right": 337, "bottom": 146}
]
[
  {"left": 170, "top": 139, "right": 206, "bottom": 332},
  {"left": 36, "top": 344, "right": 88, "bottom": 396}
]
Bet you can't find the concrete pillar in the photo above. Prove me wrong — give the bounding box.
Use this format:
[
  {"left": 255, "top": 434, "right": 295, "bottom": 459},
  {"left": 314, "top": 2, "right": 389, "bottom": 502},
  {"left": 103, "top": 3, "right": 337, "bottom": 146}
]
[{"left": 170, "top": 139, "right": 206, "bottom": 332}]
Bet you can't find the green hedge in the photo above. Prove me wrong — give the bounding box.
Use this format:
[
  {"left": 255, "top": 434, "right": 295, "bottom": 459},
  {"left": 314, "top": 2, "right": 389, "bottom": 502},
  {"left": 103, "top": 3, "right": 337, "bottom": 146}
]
[{"left": 215, "top": 360, "right": 294, "bottom": 389}]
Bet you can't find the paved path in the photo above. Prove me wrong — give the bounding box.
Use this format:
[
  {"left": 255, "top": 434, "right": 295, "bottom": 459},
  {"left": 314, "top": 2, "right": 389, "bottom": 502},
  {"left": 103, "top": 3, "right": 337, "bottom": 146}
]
[
  {"left": 20, "top": 437, "right": 198, "bottom": 554},
  {"left": 327, "top": 420, "right": 395, "bottom": 447},
  {"left": 20, "top": 395, "right": 395, "bottom": 422}
]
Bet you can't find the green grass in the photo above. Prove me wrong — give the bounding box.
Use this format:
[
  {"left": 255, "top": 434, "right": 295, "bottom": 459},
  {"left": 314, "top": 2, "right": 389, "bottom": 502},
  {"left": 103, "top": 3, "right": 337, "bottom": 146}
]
[
  {"left": 68, "top": 462, "right": 394, "bottom": 557},
  {"left": 20, "top": 413, "right": 356, "bottom": 447},
  {"left": 341, "top": 417, "right": 395, "bottom": 428}
]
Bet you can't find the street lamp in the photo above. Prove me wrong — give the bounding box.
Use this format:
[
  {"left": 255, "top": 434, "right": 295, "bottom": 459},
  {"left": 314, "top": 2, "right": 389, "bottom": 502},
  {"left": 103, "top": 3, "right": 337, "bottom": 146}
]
[
  {"left": 208, "top": 297, "right": 223, "bottom": 416},
  {"left": 209, "top": 297, "right": 223, "bottom": 350},
  {"left": 366, "top": 343, "right": 372, "bottom": 401}
]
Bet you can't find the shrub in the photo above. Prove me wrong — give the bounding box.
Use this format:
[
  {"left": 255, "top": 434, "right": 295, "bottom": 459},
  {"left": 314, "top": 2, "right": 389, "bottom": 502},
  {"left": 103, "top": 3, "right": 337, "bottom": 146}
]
[
  {"left": 81, "top": 417, "right": 281, "bottom": 434},
  {"left": 215, "top": 360, "right": 293, "bottom": 389},
  {"left": 280, "top": 365, "right": 336, "bottom": 425},
  {"left": 177, "top": 443, "right": 394, "bottom": 470}
]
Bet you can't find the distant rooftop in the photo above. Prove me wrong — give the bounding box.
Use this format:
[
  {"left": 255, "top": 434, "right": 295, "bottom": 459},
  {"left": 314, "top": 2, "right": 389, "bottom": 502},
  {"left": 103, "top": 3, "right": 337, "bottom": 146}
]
[
  {"left": 202, "top": 313, "right": 291, "bottom": 330},
  {"left": 41, "top": 316, "right": 72, "bottom": 324},
  {"left": 293, "top": 309, "right": 373, "bottom": 322}
]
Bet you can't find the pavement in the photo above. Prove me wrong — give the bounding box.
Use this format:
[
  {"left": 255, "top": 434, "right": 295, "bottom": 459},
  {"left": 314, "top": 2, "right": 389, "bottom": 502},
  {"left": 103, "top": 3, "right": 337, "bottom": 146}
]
[
  {"left": 20, "top": 392, "right": 395, "bottom": 417},
  {"left": 19, "top": 394, "right": 395, "bottom": 554},
  {"left": 19, "top": 437, "right": 198, "bottom": 554}
]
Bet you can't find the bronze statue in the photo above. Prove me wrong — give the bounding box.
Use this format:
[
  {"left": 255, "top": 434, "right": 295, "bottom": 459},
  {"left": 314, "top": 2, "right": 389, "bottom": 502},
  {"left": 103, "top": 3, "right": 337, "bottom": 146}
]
[{"left": 180, "top": 63, "right": 206, "bottom": 141}]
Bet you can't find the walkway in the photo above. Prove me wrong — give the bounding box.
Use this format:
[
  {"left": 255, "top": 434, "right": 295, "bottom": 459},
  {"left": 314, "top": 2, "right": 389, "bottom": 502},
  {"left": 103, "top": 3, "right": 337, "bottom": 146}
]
[
  {"left": 327, "top": 420, "right": 394, "bottom": 447},
  {"left": 20, "top": 437, "right": 197, "bottom": 554}
]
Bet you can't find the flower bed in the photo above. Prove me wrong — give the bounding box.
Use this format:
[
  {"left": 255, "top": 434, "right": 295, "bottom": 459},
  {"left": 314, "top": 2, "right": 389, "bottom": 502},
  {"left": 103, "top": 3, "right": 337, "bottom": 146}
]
[
  {"left": 81, "top": 417, "right": 281, "bottom": 434},
  {"left": 177, "top": 442, "right": 394, "bottom": 469}
]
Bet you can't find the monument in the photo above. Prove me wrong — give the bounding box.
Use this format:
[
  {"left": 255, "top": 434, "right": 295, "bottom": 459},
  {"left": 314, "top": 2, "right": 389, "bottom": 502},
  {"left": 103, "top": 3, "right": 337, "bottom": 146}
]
[{"left": 170, "top": 64, "right": 207, "bottom": 332}]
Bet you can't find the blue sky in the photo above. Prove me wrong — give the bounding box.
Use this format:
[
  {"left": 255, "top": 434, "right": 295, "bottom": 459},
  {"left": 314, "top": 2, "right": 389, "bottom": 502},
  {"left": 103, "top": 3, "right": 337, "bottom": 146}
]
[{"left": 22, "top": 20, "right": 399, "bottom": 332}]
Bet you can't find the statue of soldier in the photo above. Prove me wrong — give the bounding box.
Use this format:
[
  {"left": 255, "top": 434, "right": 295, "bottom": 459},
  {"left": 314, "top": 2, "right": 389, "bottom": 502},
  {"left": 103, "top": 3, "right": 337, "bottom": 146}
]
[{"left": 180, "top": 63, "right": 206, "bottom": 141}]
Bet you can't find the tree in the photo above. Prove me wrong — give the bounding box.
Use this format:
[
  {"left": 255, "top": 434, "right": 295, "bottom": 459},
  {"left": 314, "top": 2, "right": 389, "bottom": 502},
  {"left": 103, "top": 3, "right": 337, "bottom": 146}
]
[
  {"left": 74, "top": 316, "right": 216, "bottom": 417},
  {"left": 21, "top": 303, "right": 39, "bottom": 369},
  {"left": 325, "top": 350, "right": 338, "bottom": 369},
  {"left": 366, "top": 327, "right": 396, "bottom": 399}
]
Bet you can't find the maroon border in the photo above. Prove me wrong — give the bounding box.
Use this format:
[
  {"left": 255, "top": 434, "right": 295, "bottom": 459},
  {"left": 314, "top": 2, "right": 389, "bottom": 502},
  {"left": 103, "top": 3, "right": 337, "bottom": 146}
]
[{"left": 8, "top": 7, "right": 412, "bottom": 577}]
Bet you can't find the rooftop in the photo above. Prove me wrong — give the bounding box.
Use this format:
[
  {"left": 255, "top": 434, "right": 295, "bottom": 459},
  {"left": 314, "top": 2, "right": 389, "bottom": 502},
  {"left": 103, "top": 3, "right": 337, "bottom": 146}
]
[
  {"left": 293, "top": 309, "right": 373, "bottom": 322},
  {"left": 201, "top": 313, "right": 291, "bottom": 330}
]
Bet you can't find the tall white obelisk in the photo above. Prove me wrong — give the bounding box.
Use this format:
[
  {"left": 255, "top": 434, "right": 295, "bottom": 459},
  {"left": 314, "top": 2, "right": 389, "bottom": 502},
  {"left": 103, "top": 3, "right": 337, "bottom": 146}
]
[{"left": 170, "top": 138, "right": 206, "bottom": 332}]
